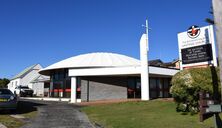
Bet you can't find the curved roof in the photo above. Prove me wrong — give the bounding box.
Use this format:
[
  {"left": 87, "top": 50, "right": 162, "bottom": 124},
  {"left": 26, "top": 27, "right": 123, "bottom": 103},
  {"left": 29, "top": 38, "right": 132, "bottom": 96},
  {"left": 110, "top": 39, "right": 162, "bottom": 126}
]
[{"left": 39, "top": 52, "right": 140, "bottom": 75}]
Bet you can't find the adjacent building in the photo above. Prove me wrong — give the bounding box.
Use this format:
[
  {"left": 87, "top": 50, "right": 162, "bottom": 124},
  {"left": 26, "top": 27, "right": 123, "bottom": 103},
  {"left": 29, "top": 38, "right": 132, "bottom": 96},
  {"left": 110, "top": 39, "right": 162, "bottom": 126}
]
[
  {"left": 7, "top": 64, "right": 49, "bottom": 96},
  {"left": 148, "top": 59, "right": 180, "bottom": 69}
]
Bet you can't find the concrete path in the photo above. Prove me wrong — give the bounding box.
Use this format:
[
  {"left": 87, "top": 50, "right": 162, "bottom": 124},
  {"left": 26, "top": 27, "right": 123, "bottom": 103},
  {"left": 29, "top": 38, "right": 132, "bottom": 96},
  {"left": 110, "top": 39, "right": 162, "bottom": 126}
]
[
  {"left": 21, "top": 100, "right": 93, "bottom": 128},
  {"left": 0, "top": 123, "right": 7, "bottom": 128}
]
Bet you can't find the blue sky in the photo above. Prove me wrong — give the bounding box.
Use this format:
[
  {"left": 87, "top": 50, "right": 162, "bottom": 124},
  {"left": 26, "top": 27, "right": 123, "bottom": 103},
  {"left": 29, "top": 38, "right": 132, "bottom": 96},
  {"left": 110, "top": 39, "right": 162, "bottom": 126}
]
[{"left": 0, "top": 0, "right": 213, "bottom": 78}]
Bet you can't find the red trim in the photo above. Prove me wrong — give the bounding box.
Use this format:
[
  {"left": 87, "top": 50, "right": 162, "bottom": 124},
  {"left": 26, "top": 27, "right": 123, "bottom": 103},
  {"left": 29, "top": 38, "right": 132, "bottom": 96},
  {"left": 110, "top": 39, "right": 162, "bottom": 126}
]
[
  {"left": 53, "top": 89, "right": 58, "bottom": 92},
  {"left": 53, "top": 89, "right": 63, "bottom": 92},
  {"left": 65, "top": 89, "right": 71, "bottom": 92},
  {"left": 49, "top": 88, "right": 80, "bottom": 92},
  {"left": 127, "top": 89, "right": 134, "bottom": 92}
]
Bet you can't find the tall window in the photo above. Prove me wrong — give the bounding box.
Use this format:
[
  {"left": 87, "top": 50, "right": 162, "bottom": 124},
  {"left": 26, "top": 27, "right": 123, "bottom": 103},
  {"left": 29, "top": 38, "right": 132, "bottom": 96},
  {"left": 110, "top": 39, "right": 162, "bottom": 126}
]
[
  {"left": 50, "top": 69, "right": 71, "bottom": 98},
  {"left": 150, "top": 78, "right": 157, "bottom": 98},
  {"left": 149, "top": 77, "right": 171, "bottom": 99}
]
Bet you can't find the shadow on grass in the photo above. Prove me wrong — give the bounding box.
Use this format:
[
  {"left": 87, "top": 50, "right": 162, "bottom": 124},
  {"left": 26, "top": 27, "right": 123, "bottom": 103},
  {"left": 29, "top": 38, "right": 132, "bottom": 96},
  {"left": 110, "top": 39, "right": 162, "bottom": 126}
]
[{"left": 0, "top": 100, "right": 45, "bottom": 115}]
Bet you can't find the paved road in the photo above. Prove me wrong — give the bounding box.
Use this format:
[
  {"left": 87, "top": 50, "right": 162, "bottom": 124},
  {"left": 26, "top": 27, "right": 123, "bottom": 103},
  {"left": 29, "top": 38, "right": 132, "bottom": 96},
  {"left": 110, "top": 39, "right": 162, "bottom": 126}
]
[{"left": 21, "top": 100, "right": 94, "bottom": 128}]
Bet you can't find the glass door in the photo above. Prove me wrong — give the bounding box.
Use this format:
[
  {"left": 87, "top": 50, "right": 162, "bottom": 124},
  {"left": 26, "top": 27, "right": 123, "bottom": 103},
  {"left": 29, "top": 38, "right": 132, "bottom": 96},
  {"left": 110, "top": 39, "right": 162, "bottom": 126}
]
[{"left": 127, "top": 77, "right": 141, "bottom": 98}]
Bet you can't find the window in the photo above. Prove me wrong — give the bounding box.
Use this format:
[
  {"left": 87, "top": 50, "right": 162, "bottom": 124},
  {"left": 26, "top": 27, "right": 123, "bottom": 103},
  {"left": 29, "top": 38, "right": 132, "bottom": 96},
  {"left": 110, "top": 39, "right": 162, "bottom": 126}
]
[
  {"left": 0, "top": 89, "right": 13, "bottom": 95},
  {"left": 158, "top": 79, "right": 164, "bottom": 97},
  {"left": 150, "top": 78, "right": 157, "bottom": 98}
]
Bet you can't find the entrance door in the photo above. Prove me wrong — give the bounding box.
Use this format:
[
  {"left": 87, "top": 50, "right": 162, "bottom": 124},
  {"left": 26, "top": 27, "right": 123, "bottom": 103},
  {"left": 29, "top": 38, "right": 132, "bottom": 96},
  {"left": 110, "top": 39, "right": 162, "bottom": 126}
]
[
  {"left": 53, "top": 81, "right": 63, "bottom": 97},
  {"left": 127, "top": 77, "right": 141, "bottom": 98}
]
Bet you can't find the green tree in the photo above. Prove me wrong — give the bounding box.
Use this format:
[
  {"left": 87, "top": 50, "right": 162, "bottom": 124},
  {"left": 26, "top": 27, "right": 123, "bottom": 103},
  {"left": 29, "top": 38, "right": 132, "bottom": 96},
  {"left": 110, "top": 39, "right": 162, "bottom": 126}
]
[
  {"left": 170, "top": 67, "right": 221, "bottom": 113},
  {"left": 0, "top": 78, "right": 10, "bottom": 88}
]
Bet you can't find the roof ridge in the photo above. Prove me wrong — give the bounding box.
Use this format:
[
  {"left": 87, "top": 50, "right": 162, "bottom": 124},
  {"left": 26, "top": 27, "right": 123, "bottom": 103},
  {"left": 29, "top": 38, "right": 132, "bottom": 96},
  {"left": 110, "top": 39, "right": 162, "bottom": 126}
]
[{"left": 11, "top": 64, "right": 39, "bottom": 80}]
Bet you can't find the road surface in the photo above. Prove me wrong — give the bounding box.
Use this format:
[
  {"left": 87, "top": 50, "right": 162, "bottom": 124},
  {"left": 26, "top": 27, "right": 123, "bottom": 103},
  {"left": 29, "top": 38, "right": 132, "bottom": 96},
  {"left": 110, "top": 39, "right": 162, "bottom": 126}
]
[{"left": 20, "top": 100, "right": 93, "bottom": 128}]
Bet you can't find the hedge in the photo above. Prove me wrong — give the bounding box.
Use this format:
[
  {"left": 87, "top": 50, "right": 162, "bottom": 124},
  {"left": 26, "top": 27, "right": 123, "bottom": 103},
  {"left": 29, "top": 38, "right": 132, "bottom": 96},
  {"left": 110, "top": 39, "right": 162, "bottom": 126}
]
[{"left": 170, "top": 67, "right": 221, "bottom": 113}]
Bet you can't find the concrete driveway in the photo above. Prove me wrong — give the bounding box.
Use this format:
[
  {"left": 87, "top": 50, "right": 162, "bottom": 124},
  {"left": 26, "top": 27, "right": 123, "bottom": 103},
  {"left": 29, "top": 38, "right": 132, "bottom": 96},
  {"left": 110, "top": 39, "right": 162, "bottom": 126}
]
[{"left": 21, "top": 100, "right": 93, "bottom": 128}]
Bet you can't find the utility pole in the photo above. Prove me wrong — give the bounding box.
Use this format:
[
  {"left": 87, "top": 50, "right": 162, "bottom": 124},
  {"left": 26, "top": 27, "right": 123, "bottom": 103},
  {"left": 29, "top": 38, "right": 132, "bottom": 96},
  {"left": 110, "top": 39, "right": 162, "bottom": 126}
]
[{"left": 212, "top": 0, "right": 222, "bottom": 103}]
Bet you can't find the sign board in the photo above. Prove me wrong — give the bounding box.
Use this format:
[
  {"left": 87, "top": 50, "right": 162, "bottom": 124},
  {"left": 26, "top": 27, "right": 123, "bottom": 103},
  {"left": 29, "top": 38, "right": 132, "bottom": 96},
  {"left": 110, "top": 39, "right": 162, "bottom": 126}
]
[
  {"left": 181, "top": 44, "right": 213, "bottom": 64},
  {"left": 178, "top": 25, "right": 217, "bottom": 69}
]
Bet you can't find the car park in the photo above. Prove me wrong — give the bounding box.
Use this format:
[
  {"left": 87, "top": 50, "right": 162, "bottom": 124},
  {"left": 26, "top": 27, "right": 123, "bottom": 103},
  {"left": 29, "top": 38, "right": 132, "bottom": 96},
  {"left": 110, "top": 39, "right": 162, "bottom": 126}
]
[
  {"left": 0, "top": 88, "right": 18, "bottom": 110},
  {"left": 14, "top": 86, "right": 34, "bottom": 97}
]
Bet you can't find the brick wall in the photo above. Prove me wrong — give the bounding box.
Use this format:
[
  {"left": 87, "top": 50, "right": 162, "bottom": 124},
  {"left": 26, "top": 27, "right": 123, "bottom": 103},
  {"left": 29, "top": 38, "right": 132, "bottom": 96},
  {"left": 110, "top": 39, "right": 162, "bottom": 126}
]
[{"left": 80, "top": 76, "right": 128, "bottom": 101}]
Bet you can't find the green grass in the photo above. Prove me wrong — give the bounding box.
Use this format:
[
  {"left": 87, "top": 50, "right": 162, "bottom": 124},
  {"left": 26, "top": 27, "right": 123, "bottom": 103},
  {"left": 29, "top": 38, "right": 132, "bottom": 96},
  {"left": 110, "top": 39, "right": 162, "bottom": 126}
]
[
  {"left": 0, "top": 110, "right": 37, "bottom": 128},
  {"left": 81, "top": 100, "right": 221, "bottom": 128},
  {"left": 21, "top": 111, "right": 38, "bottom": 119},
  {"left": 0, "top": 101, "right": 38, "bottom": 128},
  {"left": 0, "top": 115, "right": 24, "bottom": 128}
]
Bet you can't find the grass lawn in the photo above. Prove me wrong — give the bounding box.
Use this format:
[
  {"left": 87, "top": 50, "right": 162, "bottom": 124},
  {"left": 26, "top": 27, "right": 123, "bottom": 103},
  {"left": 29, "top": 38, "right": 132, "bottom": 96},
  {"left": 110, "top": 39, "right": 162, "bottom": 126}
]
[
  {"left": 0, "top": 100, "right": 38, "bottom": 128},
  {"left": 0, "top": 111, "right": 37, "bottom": 128},
  {"left": 81, "top": 100, "right": 221, "bottom": 128},
  {"left": 0, "top": 115, "right": 24, "bottom": 128}
]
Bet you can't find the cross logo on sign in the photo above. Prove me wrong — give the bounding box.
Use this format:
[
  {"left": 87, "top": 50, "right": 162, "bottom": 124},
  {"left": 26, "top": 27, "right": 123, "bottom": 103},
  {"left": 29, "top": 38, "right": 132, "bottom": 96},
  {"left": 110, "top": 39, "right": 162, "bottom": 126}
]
[{"left": 187, "top": 25, "right": 200, "bottom": 39}]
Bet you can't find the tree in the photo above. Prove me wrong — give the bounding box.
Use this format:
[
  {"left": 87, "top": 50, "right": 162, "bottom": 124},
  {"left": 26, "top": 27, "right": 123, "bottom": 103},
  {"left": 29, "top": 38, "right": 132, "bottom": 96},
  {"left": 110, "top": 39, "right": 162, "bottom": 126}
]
[
  {"left": 170, "top": 67, "right": 221, "bottom": 113},
  {"left": 0, "top": 78, "right": 10, "bottom": 88}
]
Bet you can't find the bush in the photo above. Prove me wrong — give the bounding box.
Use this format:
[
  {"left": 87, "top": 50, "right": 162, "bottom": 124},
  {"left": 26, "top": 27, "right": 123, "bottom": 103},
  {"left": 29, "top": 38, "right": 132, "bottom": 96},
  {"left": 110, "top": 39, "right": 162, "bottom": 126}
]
[
  {"left": 170, "top": 67, "right": 221, "bottom": 113},
  {"left": 0, "top": 78, "right": 10, "bottom": 88}
]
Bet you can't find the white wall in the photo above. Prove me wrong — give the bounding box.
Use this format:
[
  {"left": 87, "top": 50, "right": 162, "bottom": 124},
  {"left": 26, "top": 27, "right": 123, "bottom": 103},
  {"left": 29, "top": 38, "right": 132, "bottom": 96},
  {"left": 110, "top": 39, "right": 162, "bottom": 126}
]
[
  {"left": 69, "top": 66, "right": 141, "bottom": 76},
  {"left": 20, "top": 64, "right": 42, "bottom": 85},
  {"left": 8, "top": 78, "right": 21, "bottom": 93},
  {"left": 69, "top": 66, "right": 178, "bottom": 77},
  {"left": 8, "top": 64, "right": 43, "bottom": 94},
  {"left": 29, "top": 82, "right": 44, "bottom": 96}
]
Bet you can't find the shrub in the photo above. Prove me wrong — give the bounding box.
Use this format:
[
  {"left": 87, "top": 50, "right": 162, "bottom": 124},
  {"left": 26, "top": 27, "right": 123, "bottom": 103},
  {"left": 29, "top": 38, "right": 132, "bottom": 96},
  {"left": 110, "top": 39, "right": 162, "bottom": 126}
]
[{"left": 170, "top": 67, "right": 221, "bottom": 113}]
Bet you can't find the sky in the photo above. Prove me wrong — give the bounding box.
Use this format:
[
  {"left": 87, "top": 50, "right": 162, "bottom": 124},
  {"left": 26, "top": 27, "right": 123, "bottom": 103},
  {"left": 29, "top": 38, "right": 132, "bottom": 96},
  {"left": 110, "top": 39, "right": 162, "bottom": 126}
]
[{"left": 0, "top": 0, "right": 213, "bottom": 78}]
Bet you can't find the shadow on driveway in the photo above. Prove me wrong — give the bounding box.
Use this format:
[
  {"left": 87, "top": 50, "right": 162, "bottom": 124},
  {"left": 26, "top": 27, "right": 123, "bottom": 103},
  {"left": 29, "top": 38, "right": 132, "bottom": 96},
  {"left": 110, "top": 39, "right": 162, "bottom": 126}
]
[
  {"left": 16, "top": 100, "right": 45, "bottom": 114},
  {"left": 0, "top": 99, "right": 45, "bottom": 115}
]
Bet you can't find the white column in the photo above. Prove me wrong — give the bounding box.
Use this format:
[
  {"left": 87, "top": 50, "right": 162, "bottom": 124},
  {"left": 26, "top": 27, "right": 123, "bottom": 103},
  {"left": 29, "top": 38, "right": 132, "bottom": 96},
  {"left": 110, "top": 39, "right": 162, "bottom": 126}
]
[
  {"left": 70, "top": 77, "right": 77, "bottom": 103},
  {"left": 140, "top": 33, "right": 150, "bottom": 100}
]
